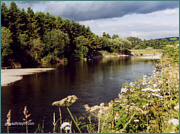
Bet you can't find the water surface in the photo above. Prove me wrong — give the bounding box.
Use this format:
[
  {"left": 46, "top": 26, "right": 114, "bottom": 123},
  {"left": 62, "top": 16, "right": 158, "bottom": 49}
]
[{"left": 1, "top": 56, "right": 157, "bottom": 133}]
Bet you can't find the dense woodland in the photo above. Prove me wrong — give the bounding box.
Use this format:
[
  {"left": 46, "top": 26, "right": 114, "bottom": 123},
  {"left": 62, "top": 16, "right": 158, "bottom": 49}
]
[{"left": 1, "top": 2, "right": 179, "bottom": 67}]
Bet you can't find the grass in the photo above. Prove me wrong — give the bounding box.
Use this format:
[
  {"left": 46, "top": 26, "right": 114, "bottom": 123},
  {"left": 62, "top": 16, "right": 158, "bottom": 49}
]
[{"left": 130, "top": 48, "right": 163, "bottom": 56}]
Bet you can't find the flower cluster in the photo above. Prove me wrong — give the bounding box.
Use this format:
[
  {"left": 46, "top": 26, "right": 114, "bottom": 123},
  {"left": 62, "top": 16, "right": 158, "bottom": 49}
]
[{"left": 52, "top": 95, "right": 78, "bottom": 107}]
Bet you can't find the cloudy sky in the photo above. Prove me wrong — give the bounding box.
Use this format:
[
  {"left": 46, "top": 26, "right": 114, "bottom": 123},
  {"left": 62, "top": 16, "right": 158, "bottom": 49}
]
[{"left": 3, "top": 1, "right": 179, "bottom": 40}]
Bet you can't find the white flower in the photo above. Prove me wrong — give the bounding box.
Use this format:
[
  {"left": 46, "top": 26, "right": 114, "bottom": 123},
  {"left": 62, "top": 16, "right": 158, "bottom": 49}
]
[
  {"left": 168, "top": 119, "right": 179, "bottom": 126},
  {"left": 170, "top": 131, "right": 176, "bottom": 133},
  {"left": 153, "top": 84, "right": 158, "bottom": 88},
  {"left": 130, "top": 82, "right": 134, "bottom": 87},
  {"left": 60, "top": 122, "right": 70, "bottom": 129},
  {"left": 153, "top": 89, "right": 161, "bottom": 92},
  {"left": 134, "top": 119, "right": 139, "bottom": 122},
  {"left": 142, "top": 88, "right": 152, "bottom": 92},
  {"left": 65, "top": 127, "right": 71, "bottom": 131},
  {"left": 115, "top": 99, "right": 121, "bottom": 102},
  {"left": 130, "top": 103, "right": 135, "bottom": 106},
  {"left": 100, "top": 103, "right": 104, "bottom": 107},
  {"left": 121, "top": 88, "right": 128, "bottom": 93},
  {"left": 142, "top": 88, "right": 160, "bottom": 92},
  {"left": 174, "top": 44, "right": 179, "bottom": 49},
  {"left": 174, "top": 105, "right": 179, "bottom": 110},
  {"left": 152, "top": 93, "right": 162, "bottom": 98}
]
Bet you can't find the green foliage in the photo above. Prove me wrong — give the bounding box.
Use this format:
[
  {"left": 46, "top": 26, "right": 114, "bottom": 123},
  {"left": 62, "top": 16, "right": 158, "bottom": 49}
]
[
  {"left": 74, "top": 36, "right": 89, "bottom": 58},
  {"left": 43, "top": 29, "right": 70, "bottom": 59},
  {"left": 162, "top": 44, "right": 179, "bottom": 64},
  {"left": 1, "top": 27, "right": 13, "bottom": 66},
  {"left": 112, "top": 34, "right": 119, "bottom": 39},
  {"left": 30, "top": 38, "right": 45, "bottom": 62}
]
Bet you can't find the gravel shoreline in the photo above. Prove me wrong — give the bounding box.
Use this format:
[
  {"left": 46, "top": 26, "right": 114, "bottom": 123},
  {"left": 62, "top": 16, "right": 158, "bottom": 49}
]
[
  {"left": 1, "top": 68, "right": 55, "bottom": 86},
  {"left": 138, "top": 54, "right": 162, "bottom": 59}
]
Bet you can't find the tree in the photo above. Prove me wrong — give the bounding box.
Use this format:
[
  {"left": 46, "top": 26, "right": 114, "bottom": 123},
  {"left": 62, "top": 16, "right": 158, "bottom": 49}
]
[
  {"left": 112, "top": 34, "right": 119, "bottom": 39},
  {"left": 102, "top": 37, "right": 112, "bottom": 52},
  {"left": 43, "top": 29, "right": 70, "bottom": 59},
  {"left": 8, "top": 1, "right": 21, "bottom": 42},
  {"left": 74, "top": 36, "right": 89, "bottom": 58},
  {"left": 1, "top": 2, "right": 9, "bottom": 27},
  {"left": 30, "top": 38, "right": 45, "bottom": 62},
  {"left": 1, "top": 27, "right": 13, "bottom": 66}
]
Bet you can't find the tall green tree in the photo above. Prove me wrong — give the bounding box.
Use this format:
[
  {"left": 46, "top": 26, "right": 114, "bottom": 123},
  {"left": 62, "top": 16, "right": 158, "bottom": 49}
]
[
  {"left": 1, "top": 2, "right": 9, "bottom": 27},
  {"left": 30, "top": 38, "right": 45, "bottom": 62},
  {"left": 74, "top": 36, "right": 89, "bottom": 58},
  {"left": 43, "top": 29, "right": 70, "bottom": 59},
  {"left": 1, "top": 27, "right": 13, "bottom": 66}
]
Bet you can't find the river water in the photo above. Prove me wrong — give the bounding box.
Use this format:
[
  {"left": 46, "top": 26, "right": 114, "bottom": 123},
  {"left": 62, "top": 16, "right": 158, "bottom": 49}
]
[{"left": 1, "top": 56, "right": 157, "bottom": 133}]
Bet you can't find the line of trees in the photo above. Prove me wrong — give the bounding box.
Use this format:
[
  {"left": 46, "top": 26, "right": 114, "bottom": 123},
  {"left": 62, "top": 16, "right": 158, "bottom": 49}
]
[
  {"left": 126, "top": 37, "right": 179, "bottom": 49},
  {"left": 2, "top": 2, "right": 178, "bottom": 68},
  {"left": 1, "top": 2, "right": 132, "bottom": 67}
]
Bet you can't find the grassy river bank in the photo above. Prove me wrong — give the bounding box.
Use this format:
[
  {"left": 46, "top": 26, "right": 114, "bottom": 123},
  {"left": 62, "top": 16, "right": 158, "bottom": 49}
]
[{"left": 76, "top": 48, "right": 179, "bottom": 133}]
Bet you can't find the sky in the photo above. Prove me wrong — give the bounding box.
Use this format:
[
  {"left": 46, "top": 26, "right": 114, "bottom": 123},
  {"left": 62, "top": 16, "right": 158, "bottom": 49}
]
[{"left": 3, "top": 1, "right": 179, "bottom": 40}]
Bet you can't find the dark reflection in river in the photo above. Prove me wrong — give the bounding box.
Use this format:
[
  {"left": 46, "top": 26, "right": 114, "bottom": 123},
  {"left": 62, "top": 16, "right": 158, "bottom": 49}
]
[{"left": 1, "top": 56, "right": 157, "bottom": 133}]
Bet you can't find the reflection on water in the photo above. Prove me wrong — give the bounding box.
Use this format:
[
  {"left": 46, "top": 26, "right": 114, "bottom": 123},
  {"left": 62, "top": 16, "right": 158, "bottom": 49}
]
[{"left": 1, "top": 56, "right": 156, "bottom": 133}]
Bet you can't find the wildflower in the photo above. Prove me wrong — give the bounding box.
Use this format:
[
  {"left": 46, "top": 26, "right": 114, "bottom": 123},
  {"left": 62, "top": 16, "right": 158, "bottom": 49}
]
[
  {"left": 142, "top": 88, "right": 160, "bottom": 92},
  {"left": 115, "top": 99, "right": 121, "bottom": 103},
  {"left": 23, "top": 106, "right": 32, "bottom": 123},
  {"left": 153, "top": 89, "right": 161, "bottom": 92},
  {"left": 170, "top": 131, "right": 176, "bottom": 133},
  {"left": 118, "top": 93, "right": 121, "bottom": 99},
  {"left": 142, "top": 79, "right": 147, "bottom": 85},
  {"left": 174, "top": 105, "right": 179, "bottom": 110},
  {"left": 174, "top": 44, "right": 179, "bottom": 49},
  {"left": 128, "top": 106, "right": 148, "bottom": 115},
  {"left": 23, "top": 106, "right": 32, "bottom": 133},
  {"left": 52, "top": 95, "right": 78, "bottom": 107},
  {"left": 130, "top": 82, "right": 135, "bottom": 89},
  {"left": 100, "top": 103, "right": 104, "bottom": 107},
  {"left": 65, "top": 127, "right": 71, "bottom": 131},
  {"left": 153, "top": 84, "right": 158, "bottom": 88},
  {"left": 134, "top": 119, "right": 139, "bottom": 122},
  {"left": 120, "top": 88, "right": 128, "bottom": 93},
  {"left": 84, "top": 104, "right": 91, "bottom": 112},
  {"left": 168, "top": 119, "right": 179, "bottom": 126},
  {"left": 6, "top": 109, "right": 11, "bottom": 126},
  {"left": 90, "top": 105, "right": 100, "bottom": 112},
  {"left": 130, "top": 103, "right": 135, "bottom": 106},
  {"left": 60, "top": 122, "right": 71, "bottom": 130},
  {"left": 152, "top": 93, "right": 162, "bottom": 98}
]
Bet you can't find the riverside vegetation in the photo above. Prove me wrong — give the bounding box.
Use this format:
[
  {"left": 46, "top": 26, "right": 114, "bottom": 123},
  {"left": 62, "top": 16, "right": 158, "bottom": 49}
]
[
  {"left": 5, "top": 42, "right": 179, "bottom": 133},
  {"left": 1, "top": 1, "right": 178, "bottom": 68}
]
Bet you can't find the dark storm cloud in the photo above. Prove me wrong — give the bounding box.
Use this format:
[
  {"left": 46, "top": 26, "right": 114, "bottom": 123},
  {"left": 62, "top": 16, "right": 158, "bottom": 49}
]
[
  {"left": 44, "top": 1, "right": 179, "bottom": 21},
  {"left": 3, "top": 1, "right": 179, "bottom": 21}
]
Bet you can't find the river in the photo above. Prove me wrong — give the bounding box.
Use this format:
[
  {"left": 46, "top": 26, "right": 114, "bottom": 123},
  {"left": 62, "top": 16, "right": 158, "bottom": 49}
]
[{"left": 1, "top": 56, "right": 157, "bottom": 133}]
